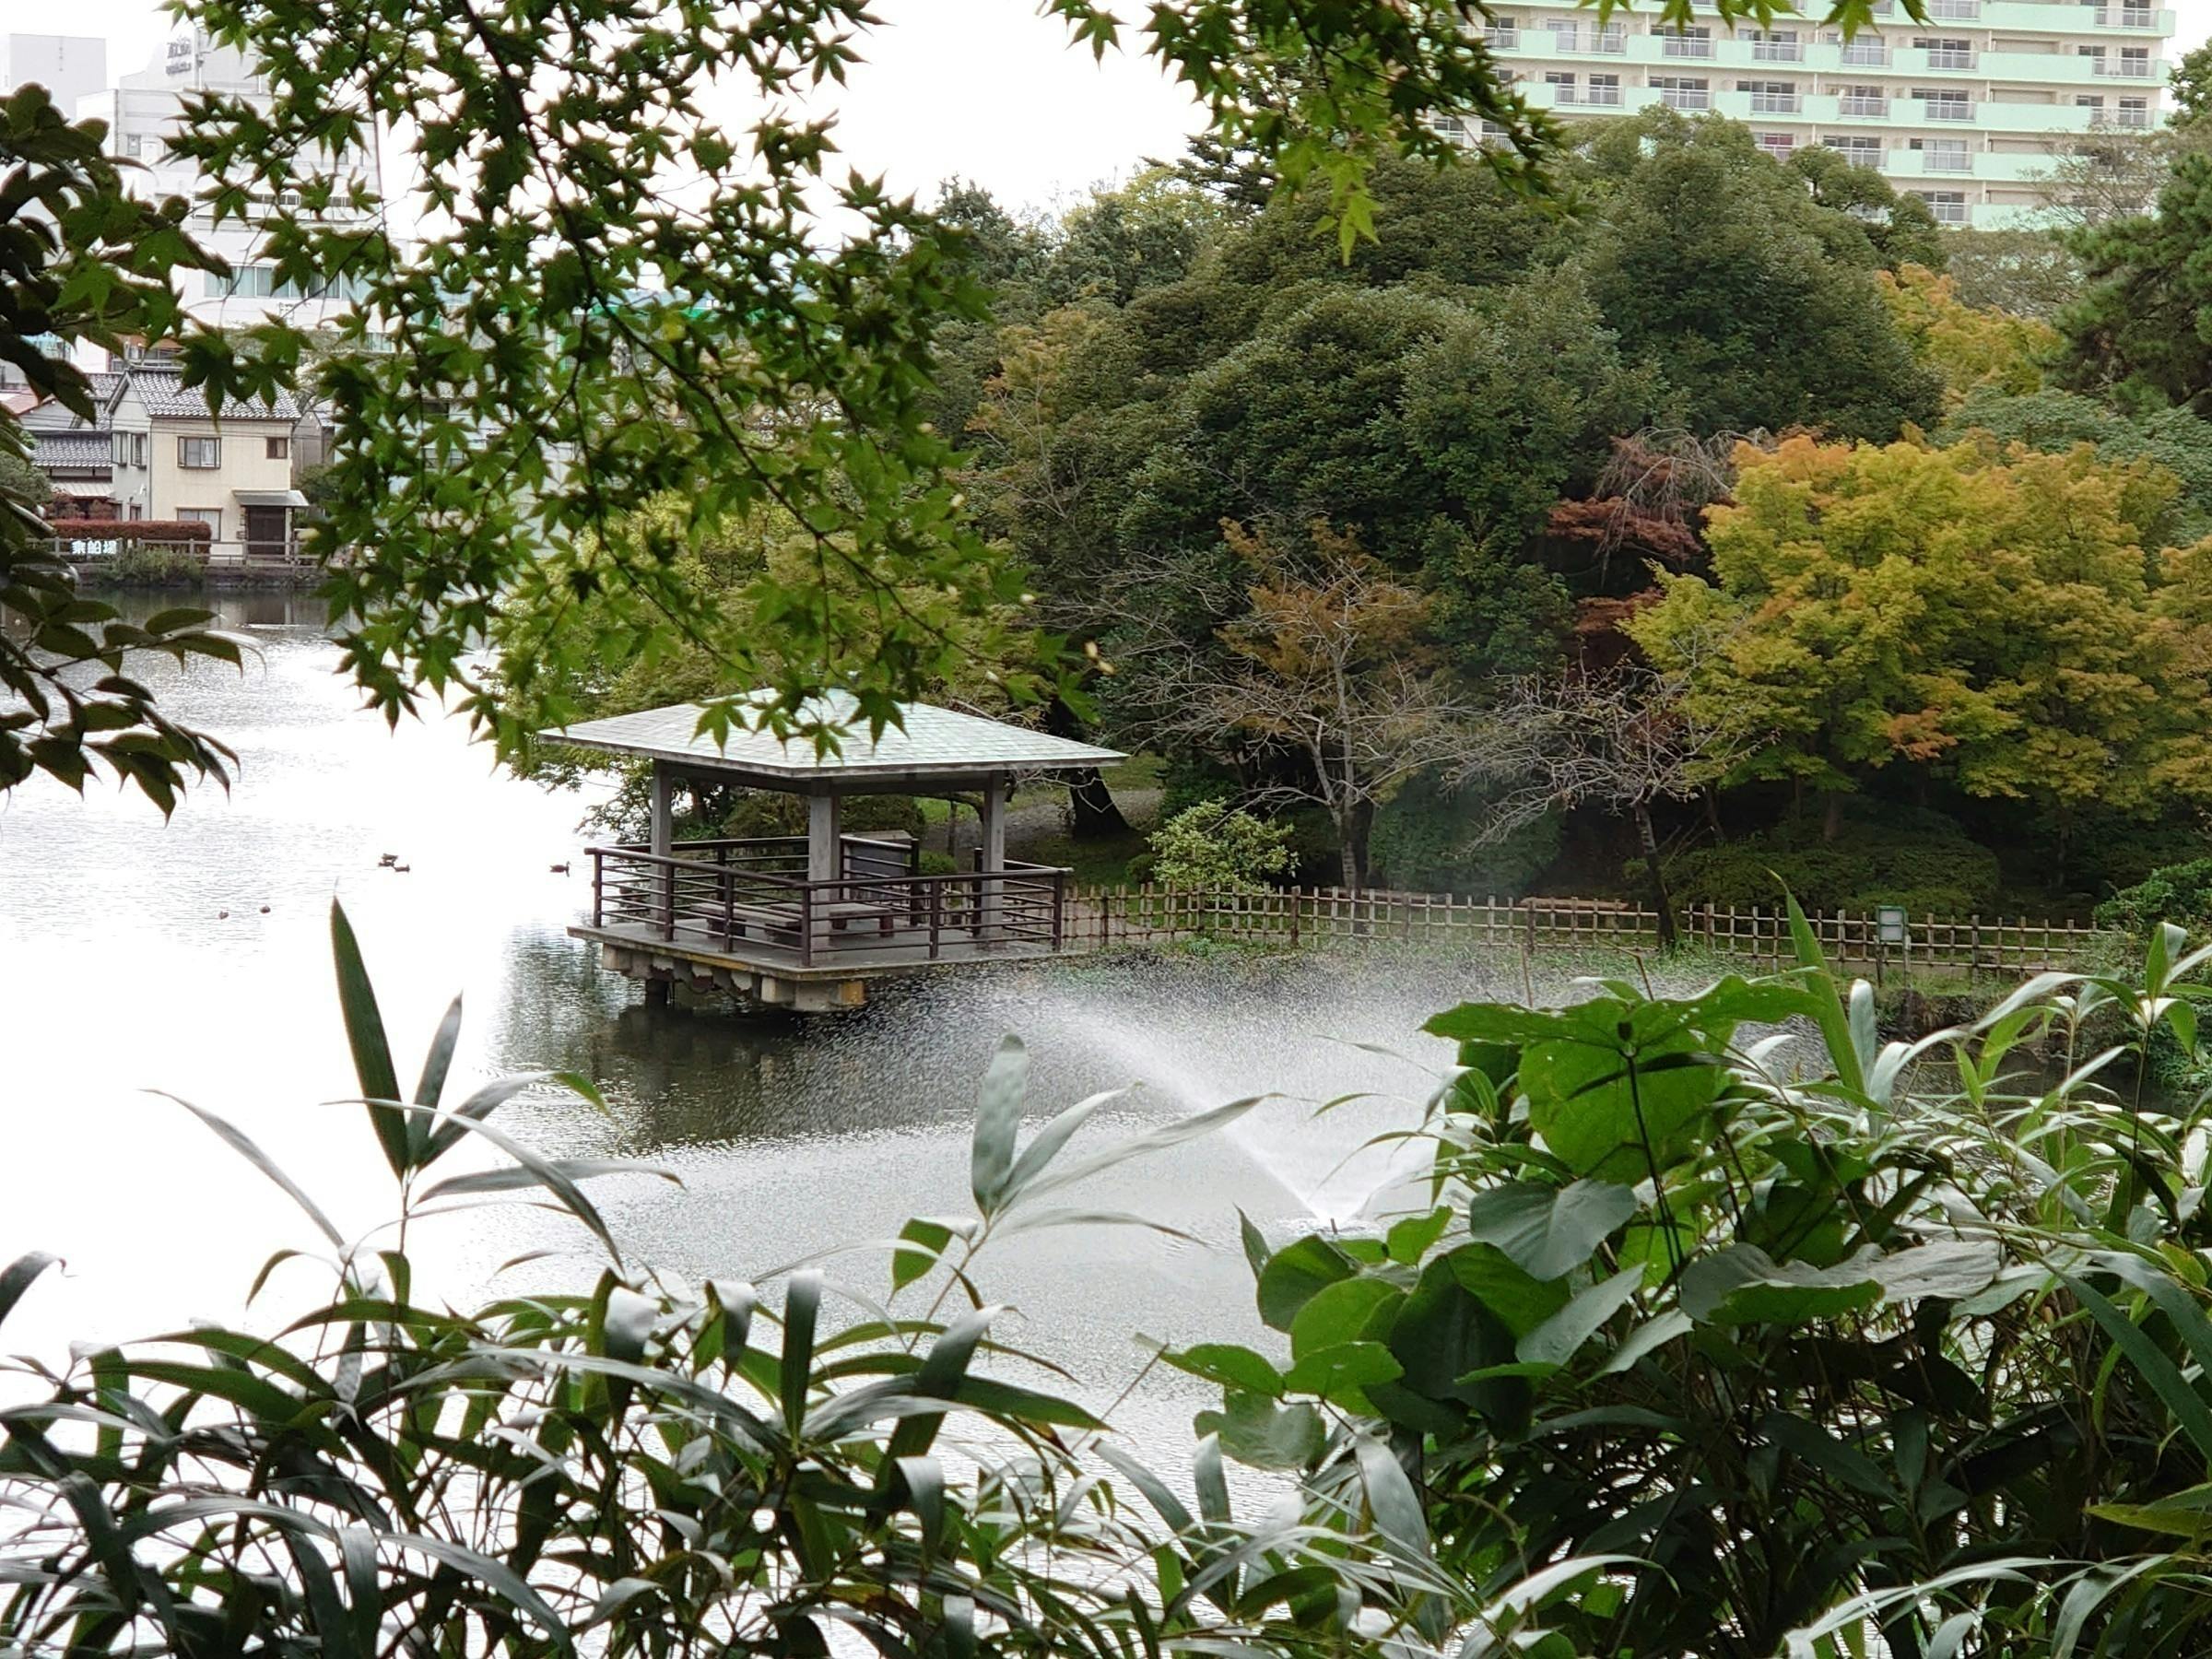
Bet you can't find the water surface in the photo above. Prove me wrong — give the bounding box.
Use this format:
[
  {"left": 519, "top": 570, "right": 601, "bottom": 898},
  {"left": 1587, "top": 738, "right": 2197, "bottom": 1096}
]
[{"left": 0, "top": 597, "right": 1515, "bottom": 1448}]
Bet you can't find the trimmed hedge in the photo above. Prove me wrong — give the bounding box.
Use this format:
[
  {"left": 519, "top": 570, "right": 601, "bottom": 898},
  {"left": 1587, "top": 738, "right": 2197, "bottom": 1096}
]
[
  {"left": 1659, "top": 803, "right": 2004, "bottom": 917},
  {"left": 45, "top": 518, "right": 212, "bottom": 543}
]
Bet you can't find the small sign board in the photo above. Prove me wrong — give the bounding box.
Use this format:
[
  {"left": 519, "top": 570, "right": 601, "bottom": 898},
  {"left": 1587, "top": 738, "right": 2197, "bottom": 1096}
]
[{"left": 1877, "top": 904, "right": 1909, "bottom": 945}]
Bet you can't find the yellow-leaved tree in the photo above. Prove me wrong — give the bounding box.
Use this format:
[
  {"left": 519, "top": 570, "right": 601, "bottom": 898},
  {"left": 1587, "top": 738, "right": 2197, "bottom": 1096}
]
[
  {"left": 1877, "top": 264, "right": 2056, "bottom": 406},
  {"left": 1628, "top": 433, "right": 2212, "bottom": 868}
]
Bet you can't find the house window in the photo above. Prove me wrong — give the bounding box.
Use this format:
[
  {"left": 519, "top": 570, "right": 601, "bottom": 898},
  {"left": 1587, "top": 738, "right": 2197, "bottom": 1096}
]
[
  {"left": 265, "top": 435, "right": 289, "bottom": 460},
  {"left": 178, "top": 508, "right": 222, "bottom": 538},
  {"left": 178, "top": 436, "right": 221, "bottom": 469},
  {"left": 1912, "top": 190, "right": 1968, "bottom": 224},
  {"left": 128, "top": 502, "right": 143, "bottom": 521}
]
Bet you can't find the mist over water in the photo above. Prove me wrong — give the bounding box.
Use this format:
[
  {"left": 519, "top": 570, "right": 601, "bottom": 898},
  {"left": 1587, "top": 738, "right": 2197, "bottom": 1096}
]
[{"left": 0, "top": 595, "right": 1680, "bottom": 1451}]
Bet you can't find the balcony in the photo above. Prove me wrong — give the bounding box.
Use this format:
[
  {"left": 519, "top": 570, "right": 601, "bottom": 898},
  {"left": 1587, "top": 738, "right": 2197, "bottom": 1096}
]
[
  {"left": 1923, "top": 147, "right": 1974, "bottom": 171},
  {"left": 1577, "top": 84, "right": 1625, "bottom": 104},
  {"left": 1922, "top": 46, "right": 1978, "bottom": 68},
  {"left": 1928, "top": 0, "right": 1983, "bottom": 16},
  {"left": 1753, "top": 39, "right": 1805, "bottom": 61},
  {"left": 1839, "top": 95, "right": 1890, "bottom": 115},
  {"left": 1922, "top": 99, "right": 1976, "bottom": 119},
  {"left": 1749, "top": 90, "right": 1804, "bottom": 112},
  {"left": 2117, "top": 105, "right": 2153, "bottom": 125},
  {"left": 1657, "top": 85, "right": 1712, "bottom": 109},
  {"left": 1484, "top": 26, "right": 1518, "bottom": 48},
  {"left": 1839, "top": 42, "right": 1889, "bottom": 65},
  {"left": 1662, "top": 33, "right": 1716, "bottom": 57},
  {"left": 2097, "top": 6, "right": 2158, "bottom": 23},
  {"left": 2093, "top": 55, "right": 2157, "bottom": 75}
]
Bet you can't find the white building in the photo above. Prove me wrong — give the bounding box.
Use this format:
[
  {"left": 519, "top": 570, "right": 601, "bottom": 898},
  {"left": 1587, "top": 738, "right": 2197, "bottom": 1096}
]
[
  {"left": 69, "top": 29, "right": 378, "bottom": 330},
  {"left": 0, "top": 34, "right": 106, "bottom": 116},
  {"left": 1460, "top": 0, "right": 2176, "bottom": 227}
]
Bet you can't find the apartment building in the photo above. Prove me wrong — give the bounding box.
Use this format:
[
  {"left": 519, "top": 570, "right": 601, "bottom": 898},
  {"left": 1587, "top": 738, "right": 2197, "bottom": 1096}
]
[
  {"left": 65, "top": 29, "right": 378, "bottom": 329},
  {"left": 1456, "top": 0, "right": 2174, "bottom": 226}
]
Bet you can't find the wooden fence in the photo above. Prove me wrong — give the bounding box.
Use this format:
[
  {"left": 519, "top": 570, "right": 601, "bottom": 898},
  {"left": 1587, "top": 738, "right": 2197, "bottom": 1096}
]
[{"left": 1066, "top": 885, "right": 2118, "bottom": 976}]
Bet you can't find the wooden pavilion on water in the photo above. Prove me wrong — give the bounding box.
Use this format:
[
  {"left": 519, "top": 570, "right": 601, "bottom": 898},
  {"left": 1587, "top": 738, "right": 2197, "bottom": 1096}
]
[{"left": 546, "top": 694, "right": 1124, "bottom": 1010}]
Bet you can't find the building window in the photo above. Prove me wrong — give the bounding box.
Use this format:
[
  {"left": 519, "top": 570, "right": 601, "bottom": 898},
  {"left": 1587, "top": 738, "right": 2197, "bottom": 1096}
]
[
  {"left": 1586, "top": 72, "right": 1623, "bottom": 104},
  {"left": 2120, "top": 46, "right": 2151, "bottom": 74},
  {"left": 179, "top": 508, "right": 222, "bottom": 538},
  {"left": 1742, "top": 79, "right": 1801, "bottom": 112},
  {"left": 2077, "top": 93, "right": 2106, "bottom": 110},
  {"left": 1484, "top": 15, "right": 1519, "bottom": 46},
  {"left": 1914, "top": 36, "right": 1975, "bottom": 69},
  {"left": 1913, "top": 87, "right": 1973, "bottom": 119},
  {"left": 1662, "top": 25, "right": 1713, "bottom": 56},
  {"left": 265, "top": 435, "right": 290, "bottom": 460},
  {"left": 128, "top": 502, "right": 143, "bottom": 521},
  {"left": 1751, "top": 28, "right": 1802, "bottom": 60},
  {"left": 1832, "top": 135, "right": 1886, "bottom": 167},
  {"left": 1833, "top": 31, "right": 1888, "bottom": 65},
  {"left": 1755, "top": 131, "right": 1798, "bottom": 158},
  {"left": 1652, "top": 76, "right": 1711, "bottom": 109},
  {"left": 1913, "top": 135, "right": 1973, "bottom": 171},
  {"left": 1840, "top": 85, "right": 1890, "bottom": 116},
  {"left": 178, "top": 436, "right": 221, "bottom": 469},
  {"left": 1913, "top": 190, "right": 1968, "bottom": 224},
  {"left": 2119, "top": 97, "right": 2151, "bottom": 126}
]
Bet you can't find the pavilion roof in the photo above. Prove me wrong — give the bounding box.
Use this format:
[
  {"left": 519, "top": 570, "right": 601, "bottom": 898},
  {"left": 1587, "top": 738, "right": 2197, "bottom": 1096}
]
[{"left": 543, "top": 692, "right": 1124, "bottom": 785}]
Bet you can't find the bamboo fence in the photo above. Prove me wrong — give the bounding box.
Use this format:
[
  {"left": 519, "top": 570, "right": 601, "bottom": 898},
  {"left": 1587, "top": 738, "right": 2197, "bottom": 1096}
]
[{"left": 1065, "top": 885, "right": 2116, "bottom": 976}]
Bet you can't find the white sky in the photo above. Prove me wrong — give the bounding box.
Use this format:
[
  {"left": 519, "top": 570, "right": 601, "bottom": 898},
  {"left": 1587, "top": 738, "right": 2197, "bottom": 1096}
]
[
  {"left": 33, "top": 0, "right": 2212, "bottom": 212},
  {"left": 38, "top": 0, "right": 1212, "bottom": 218}
]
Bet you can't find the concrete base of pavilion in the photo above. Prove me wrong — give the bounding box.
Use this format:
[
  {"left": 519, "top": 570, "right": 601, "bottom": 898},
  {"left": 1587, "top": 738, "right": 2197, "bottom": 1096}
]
[{"left": 577, "top": 922, "right": 1066, "bottom": 1012}]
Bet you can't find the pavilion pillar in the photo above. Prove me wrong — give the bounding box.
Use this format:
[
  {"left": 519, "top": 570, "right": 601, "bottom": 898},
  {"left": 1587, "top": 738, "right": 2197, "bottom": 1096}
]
[
  {"left": 649, "top": 764, "right": 675, "bottom": 857},
  {"left": 807, "top": 789, "right": 841, "bottom": 956},
  {"left": 978, "top": 773, "right": 1007, "bottom": 940}
]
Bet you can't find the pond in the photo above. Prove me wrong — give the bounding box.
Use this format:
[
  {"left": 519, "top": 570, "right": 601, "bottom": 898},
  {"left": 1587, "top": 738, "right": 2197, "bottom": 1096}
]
[{"left": 0, "top": 594, "right": 1538, "bottom": 1449}]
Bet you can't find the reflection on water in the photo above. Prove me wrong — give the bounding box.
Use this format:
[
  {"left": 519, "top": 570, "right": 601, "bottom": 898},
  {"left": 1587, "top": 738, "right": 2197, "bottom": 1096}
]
[{"left": 0, "top": 595, "right": 1562, "bottom": 1452}]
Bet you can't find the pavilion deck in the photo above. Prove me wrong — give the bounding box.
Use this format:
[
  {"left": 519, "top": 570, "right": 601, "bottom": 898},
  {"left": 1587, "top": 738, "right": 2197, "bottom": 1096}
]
[{"left": 579, "top": 835, "right": 1073, "bottom": 980}]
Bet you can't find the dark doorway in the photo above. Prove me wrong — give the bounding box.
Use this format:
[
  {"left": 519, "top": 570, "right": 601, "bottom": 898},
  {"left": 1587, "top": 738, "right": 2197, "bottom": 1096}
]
[{"left": 242, "top": 505, "right": 289, "bottom": 562}]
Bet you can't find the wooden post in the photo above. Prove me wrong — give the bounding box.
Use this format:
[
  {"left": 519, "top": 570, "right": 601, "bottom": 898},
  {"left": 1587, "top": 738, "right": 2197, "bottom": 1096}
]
[
  {"left": 806, "top": 790, "right": 840, "bottom": 959},
  {"left": 978, "top": 772, "right": 1007, "bottom": 941},
  {"left": 650, "top": 763, "right": 675, "bottom": 858}
]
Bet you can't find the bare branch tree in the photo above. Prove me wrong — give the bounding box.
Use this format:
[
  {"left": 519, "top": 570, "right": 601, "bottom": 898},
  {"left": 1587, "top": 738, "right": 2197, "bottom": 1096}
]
[
  {"left": 1460, "top": 665, "right": 1745, "bottom": 947},
  {"left": 1136, "top": 523, "right": 1480, "bottom": 893}
]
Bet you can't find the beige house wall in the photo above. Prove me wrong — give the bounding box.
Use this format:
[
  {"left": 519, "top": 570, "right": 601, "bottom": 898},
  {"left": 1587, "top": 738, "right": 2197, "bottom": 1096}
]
[{"left": 148, "top": 415, "right": 294, "bottom": 539}]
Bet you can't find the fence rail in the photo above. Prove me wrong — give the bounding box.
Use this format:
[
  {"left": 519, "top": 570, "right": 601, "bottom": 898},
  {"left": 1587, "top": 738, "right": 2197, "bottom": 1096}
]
[{"left": 1065, "top": 886, "right": 2116, "bottom": 975}]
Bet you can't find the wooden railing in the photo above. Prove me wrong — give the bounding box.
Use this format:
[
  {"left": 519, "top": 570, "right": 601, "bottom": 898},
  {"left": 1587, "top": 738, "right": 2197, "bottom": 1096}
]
[
  {"left": 1063, "top": 887, "right": 2121, "bottom": 976},
  {"left": 585, "top": 837, "right": 1067, "bottom": 966}
]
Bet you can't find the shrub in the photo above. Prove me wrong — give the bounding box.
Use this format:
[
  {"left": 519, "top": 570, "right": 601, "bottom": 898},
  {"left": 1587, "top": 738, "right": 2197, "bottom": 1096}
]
[
  {"left": 1147, "top": 800, "right": 1292, "bottom": 893},
  {"left": 105, "top": 543, "right": 208, "bottom": 583},
  {"left": 2096, "top": 857, "right": 2212, "bottom": 936},
  {"left": 0, "top": 903, "right": 1424, "bottom": 1658},
  {"left": 1660, "top": 802, "right": 2003, "bottom": 916},
  {"left": 1369, "top": 773, "right": 1559, "bottom": 896}
]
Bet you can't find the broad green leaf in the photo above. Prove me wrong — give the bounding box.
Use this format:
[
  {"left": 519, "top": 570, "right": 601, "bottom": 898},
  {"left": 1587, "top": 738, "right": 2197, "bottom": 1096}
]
[
  {"left": 1288, "top": 1276, "right": 1400, "bottom": 1358},
  {"left": 1280, "top": 1340, "right": 1403, "bottom": 1407},
  {"left": 1195, "top": 1390, "right": 1326, "bottom": 1469},
  {"left": 1679, "top": 1244, "right": 1883, "bottom": 1326},
  {"left": 1255, "top": 1233, "right": 1356, "bottom": 1331},
  {"left": 1517, "top": 1266, "right": 1643, "bottom": 1369},
  {"left": 1464, "top": 1179, "right": 1638, "bottom": 1281},
  {"left": 1163, "top": 1343, "right": 1286, "bottom": 1398},
  {"left": 0, "top": 1252, "right": 59, "bottom": 1331},
  {"left": 1446, "top": 1241, "right": 1571, "bottom": 1337}
]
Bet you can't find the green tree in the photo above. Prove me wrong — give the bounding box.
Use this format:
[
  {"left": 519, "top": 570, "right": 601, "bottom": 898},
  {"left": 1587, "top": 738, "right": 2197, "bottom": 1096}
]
[
  {"left": 1939, "top": 226, "right": 2084, "bottom": 322},
  {"left": 2058, "top": 153, "right": 2212, "bottom": 414},
  {"left": 1942, "top": 384, "right": 2212, "bottom": 543},
  {"left": 1629, "top": 433, "right": 2212, "bottom": 866},
  {"left": 0, "top": 82, "right": 238, "bottom": 807},
  {"left": 1571, "top": 112, "right": 1944, "bottom": 440}
]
